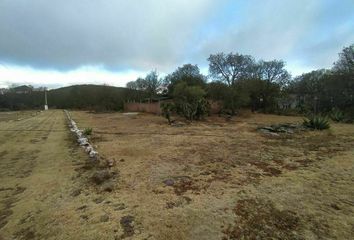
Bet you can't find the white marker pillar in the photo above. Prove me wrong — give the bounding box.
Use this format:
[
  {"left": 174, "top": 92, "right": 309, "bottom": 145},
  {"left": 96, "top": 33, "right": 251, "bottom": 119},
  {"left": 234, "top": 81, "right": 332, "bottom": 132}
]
[{"left": 44, "top": 90, "right": 48, "bottom": 110}]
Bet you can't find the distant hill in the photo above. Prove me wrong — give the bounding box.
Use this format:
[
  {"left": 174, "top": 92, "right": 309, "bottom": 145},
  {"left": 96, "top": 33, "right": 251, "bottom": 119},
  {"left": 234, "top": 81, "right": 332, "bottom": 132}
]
[{"left": 0, "top": 84, "right": 146, "bottom": 111}]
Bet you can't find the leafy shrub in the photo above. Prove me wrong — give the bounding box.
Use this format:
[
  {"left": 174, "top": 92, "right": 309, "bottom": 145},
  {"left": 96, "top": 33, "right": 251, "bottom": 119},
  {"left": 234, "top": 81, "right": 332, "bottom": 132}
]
[
  {"left": 173, "top": 82, "right": 209, "bottom": 121},
  {"left": 330, "top": 108, "right": 345, "bottom": 122},
  {"left": 83, "top": 127, "right": 93, "bottom": 135},
  {"left": 161, "top": 102, "right": 175, "bottom": 124},
  {"left": 177, "top": 98, "right": 210, "bottom": 121},
  {"left": 303, "top": 115, "right": 330, "bottom": 130}
]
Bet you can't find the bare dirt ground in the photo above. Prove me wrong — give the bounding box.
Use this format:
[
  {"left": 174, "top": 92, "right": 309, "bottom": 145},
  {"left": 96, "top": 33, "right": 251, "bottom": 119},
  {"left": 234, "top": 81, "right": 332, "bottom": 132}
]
[
  {"left": 70, "top": 111, "right": 354, "bottom": 240},
  {"left": 0, "top": 110, "right": 353, "bottom": 240}
]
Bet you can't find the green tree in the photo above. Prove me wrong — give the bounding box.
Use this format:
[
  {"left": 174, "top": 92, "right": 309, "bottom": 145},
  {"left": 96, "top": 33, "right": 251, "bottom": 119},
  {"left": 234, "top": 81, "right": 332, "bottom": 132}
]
[
  {"left": 164, "top": 64, "right": 206, "bottom": 95},
  {"left": 333, "top": 44, "right": 354, "bottom": 75},
  {"left": 241, "top": 79, "right": 280, "bottom": 112},
  {"left": 207, "top": 81, "right": 249, "bottom": 115},
  {"left": 172, "top": 82, "right": 209, "bottom": 121}
]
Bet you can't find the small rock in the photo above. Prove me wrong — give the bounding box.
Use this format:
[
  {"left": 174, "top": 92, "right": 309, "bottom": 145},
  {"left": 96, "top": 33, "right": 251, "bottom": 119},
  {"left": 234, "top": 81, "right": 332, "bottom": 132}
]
[
  {"left": 89, "top": 150, "right": 98, "bottom": 158},
  {"left": 85, "top": 145, "right": 93, "bottom": 153},
  {"left": 107, "top": 159, "right": 115, "bottom": 167},
  {"left": 262, "top": 126, "right": 276, "bottom": 132},
  {"left": 268, "top": 132, "right": 280, "bottom": 137},
  {"left": 78, "top": 137, "right": 88, "bottom": 146},
  {"left": 163, "top": 179, "right": 175, "bottom": 186}
]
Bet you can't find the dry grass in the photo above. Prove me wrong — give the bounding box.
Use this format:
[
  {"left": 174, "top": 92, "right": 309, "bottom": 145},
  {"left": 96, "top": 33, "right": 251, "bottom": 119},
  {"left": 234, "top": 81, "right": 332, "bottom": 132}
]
[
  {"left": 0, "top": 111, "right": 128, "bottom": 240},
  {"left": 0, "top": 110, "right": 353, "bottom": 239},
  {"left": 0, "top": 111, "right": 39, "bottom": 122},
  {"left": 69, "top": 111, "right": 354, "bottom": 239}
]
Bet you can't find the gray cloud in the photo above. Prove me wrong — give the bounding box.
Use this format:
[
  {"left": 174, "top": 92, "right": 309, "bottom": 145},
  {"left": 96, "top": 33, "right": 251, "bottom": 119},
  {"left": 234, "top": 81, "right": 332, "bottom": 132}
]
[
  {"left": 194, "top": 0, "right": 354, "bottom": 75},
  {"left": 0, "top": 0, "right": 224, "bottom": 71},
  {"left": 0, "top": 0, "right": 353, "bottom": 77}
]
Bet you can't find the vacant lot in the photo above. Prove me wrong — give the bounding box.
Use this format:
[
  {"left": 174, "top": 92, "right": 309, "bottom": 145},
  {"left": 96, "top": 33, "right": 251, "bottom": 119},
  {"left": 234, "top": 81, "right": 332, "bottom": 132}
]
[
  {"left": 71, "top": 111, "right": 354, "bottom": 240},
  {"left": 0, "top": 110, "right": 353, "bottom": 239}
]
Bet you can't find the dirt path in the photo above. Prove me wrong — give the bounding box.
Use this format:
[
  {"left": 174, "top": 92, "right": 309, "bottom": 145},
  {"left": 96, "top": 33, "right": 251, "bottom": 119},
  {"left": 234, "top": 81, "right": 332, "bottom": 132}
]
[{"left": 0, "top": 111, "right": 90, "bottom": 239}]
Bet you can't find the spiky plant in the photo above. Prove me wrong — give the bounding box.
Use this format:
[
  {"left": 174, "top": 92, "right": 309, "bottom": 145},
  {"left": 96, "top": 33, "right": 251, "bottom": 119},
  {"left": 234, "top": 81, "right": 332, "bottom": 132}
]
[
  {"left": 303, "top": 115, "right": 330, "bottom": 130},
  {"left": 83, "top": 127, "right": 93, "bottom": 136},
  {"left": 330, "top": 108, "right": 345, "bottom": 122}
]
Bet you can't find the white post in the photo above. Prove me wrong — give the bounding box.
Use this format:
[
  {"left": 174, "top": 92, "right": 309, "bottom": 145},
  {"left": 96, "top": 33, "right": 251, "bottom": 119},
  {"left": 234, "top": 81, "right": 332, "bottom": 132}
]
[{"left": 44, "top": 90, "right": 48, "bottom": 110}]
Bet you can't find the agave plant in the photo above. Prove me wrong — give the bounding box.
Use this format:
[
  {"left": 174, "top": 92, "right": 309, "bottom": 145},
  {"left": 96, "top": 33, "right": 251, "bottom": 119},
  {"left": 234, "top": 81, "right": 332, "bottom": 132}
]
[
  {"left": 303, "top": 115, "right": 330, "bottom": 130},
  {"left": 83, "top": 127, "right": 93, "bottom": 136},
  {"left": 330, "top": 108, "right": 345, "bottom": 122}
]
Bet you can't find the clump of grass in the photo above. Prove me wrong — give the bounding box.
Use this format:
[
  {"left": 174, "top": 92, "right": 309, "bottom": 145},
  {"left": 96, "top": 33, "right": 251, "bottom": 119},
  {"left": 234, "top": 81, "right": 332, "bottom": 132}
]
[
  {"left": 303, "top": 115, "right": 330, "bottom": 130},
  {"left": 83, "top": 127, "right": 93, "bottom": 136}
]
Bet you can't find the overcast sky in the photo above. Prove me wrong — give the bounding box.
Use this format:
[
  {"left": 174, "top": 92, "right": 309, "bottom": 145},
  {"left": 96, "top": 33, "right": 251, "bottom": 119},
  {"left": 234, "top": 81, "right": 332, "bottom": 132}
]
[{"left": 0, "top": 0, "right": 353, "bottom": 88}]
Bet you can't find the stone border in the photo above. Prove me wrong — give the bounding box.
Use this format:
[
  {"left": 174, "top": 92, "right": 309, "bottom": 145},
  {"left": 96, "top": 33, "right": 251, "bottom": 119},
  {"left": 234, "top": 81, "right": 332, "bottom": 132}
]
[{"left": 64, "top": 110, "right": 98, "bottom": 159}]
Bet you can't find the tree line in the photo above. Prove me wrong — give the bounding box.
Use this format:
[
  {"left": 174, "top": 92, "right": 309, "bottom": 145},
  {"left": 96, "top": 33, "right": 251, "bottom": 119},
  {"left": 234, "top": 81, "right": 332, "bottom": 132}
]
[
  {"left": 1, "top": 44, "right": 352, "bottom": 119},
  {"left": 126, "top": 44, "right": 354, "bottom": 121},
  {"left": 0, "top": 85, "right": 145, "bottom": 111}
]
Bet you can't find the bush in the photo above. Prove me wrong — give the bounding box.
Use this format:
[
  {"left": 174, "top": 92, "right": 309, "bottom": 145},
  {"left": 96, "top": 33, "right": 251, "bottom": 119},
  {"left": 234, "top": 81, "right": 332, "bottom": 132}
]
[
  {"left": 330, "top": 108, "right": 345, "bottom": 122},
  {"left": 303, "top": 115, "right": 330, "bottom": 130},
  {"left": 177, "top": 98, "right": 210, "bottom": 121},
  {"left": 83, "top": 127, "right": 93, "bottom": 135},
  {"left": 161, "top": 102, "right": 175, "bottom": 124},
  {"left": 173, "top": 82, "right": 209, "bottom": 121}
]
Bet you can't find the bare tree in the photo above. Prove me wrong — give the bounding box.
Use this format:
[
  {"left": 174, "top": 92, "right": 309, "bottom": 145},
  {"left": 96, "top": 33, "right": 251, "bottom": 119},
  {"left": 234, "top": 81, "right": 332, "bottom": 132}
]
[
  {"left": 258, "top": 60, "right": 291, "bottom": 86},
  {"left": 333, "top": 44, "right": 354, "bottom": 75},
  {"left": 208, "top": 53, "right": 255, "bottom": 86},
  {"left": 126, "top": 71, "right": 162, "bottom": 98},
  {"left": 126, "top": 81, "right": 138, "bottom": 90},
  {"left": 144, "top": 70, "right": 161, "bottom": 97}
]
